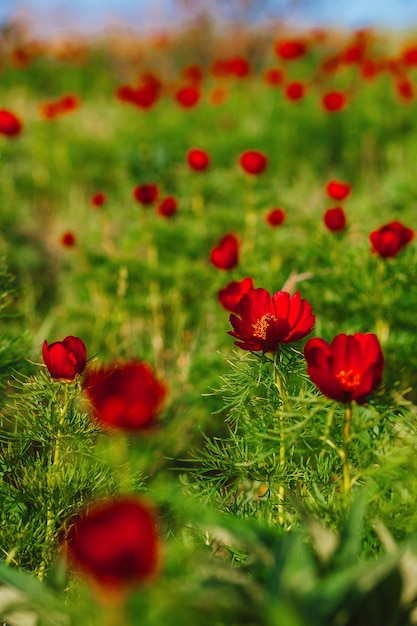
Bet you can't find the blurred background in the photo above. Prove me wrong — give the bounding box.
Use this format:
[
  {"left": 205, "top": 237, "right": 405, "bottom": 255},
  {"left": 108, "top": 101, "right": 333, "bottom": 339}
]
[{"left": 2, "top": 0, "right": 417, "bottom": 36}]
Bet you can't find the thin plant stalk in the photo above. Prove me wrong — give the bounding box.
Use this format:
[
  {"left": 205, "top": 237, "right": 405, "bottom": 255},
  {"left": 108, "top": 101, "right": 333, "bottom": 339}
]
[
  {"left": 273, "top": 353, "right": 287, "bottom": 525},
  {"left": 342, "top": 401, "right": 353, "bottom": 497}
]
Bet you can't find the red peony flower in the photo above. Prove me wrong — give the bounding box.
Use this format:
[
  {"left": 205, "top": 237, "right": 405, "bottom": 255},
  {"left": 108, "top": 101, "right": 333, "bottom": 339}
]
[
  {"left": 274, "top": 39, "right": 306, "bottom": 61},
  {"left": 84, "top": 361, "right": 166, "bottom": 431},
  {"left": 304, "top": 333, "right": 384, "bottom": 405},
  {"left": 133, "top": 184, "right": 159, "bottom": 205},
  {"left": 61, "top": 231, "right": 76, "bottom": 247},
  {"left": 175, "top": 85, "right": 201, "bottom": 108},
  {"left": 65, "top": 496, "right": 161, "bottom": 595},
  {"left": 0, "top": 109, "right": 23, "bottom": 137},
  {"left": 187, "top": 148, "right": 210, "bottom": 171},
  {"left": 321, "top": 91, "right": 347, "bottom": 112},
  {"left": 218, "top": 276, "right": 254, "bottom": 313},
  {"left": 228, "top": 288, "right": 315, "bottom": 352},
  {"left": 265, "top": 208, "right": 286, "bottom": 227},
  {"left": 284, "top": 81, "right": 305, "bottom": 101},
  {"left": 323, "top": 207, "right": 347, "bottom": 232},
  {"left": 325, "top": 180, "right": 351, "bottom": 201},
  {"left": 90, "top": 192, "right": 106, "bottom": 208},
  {"left": 42, "top": 335, "right": 87, "bottom": 382},
  {"left": 210, "top": 233, "right": 239, "bottom": 270},
  {"left": 157, "top": 196, "right": 178, "bottom": 218},
  {"left": 239, "top": 150, "right": 268, "bottom": 175},
  {"left": 369, "top": 220, "right": 414, "bottom": 258}
]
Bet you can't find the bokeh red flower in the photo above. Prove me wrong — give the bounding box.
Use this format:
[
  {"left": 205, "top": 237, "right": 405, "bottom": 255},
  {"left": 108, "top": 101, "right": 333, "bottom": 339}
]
[
  {"left": 84, "top": 361, "right": 166, "bottom": 431},
  {"left": 321, "top": 91, "right": 347, "bottom": 112},
  {"left": 284, "top": 81, "right": 305, "bottom": 101},
  {"left": 325, "top": 180, "right": 351, "bottom": 201},
  {"left": 61, "top": 231, "right": 76, "bottom": 247},
  {"left": 133, "top": 184, "right": 159, "bottom": 205},
  {"left": 90, "top": 192, "right": 106, "bottom": 208},
  {"left": 187, "top": 148, "right": 210, "bottom": 171},
  {"left": 42, "top": 335, "right": 87, "bottom": 382},
  {"left": 369, "top": 220, "right": 414, "bottom": 258},
  {"left": 157, "top": 196, "right": 178, "bottom": 218},
  {"left": 239, "top": 150, "right": 268, "bottom": 175},
  {"left": 175, "top": 85, "right": 201, "bottom": 108},
  {"left": 265, "top": 208, "right": 286, "bottom": 227},
  {"left": 304, "top": 333, "right": 384, "bottom": 404},
  {"left": 274, "top": 39, "right": 306, "bottom": 61},
  {"left": 0, "top": 109, "right": 23, "bottom": 137},
  {"left": 65, "top": 496, "right": 161, "bottom": 596},
  {"left": 210, "top": 233, "right": 239, "bottom": 270},
  {"left": 323, "top": 207, "right": 347, "bottom": 232},
  {"left": 218, "top": 276, "right": 254, "bottom": 313},
  {"left": 228, "top": 288, "right": 315, "bottom": 352},
  {"left": 263, "top": 67, "right": 285, "bottom": 87}
]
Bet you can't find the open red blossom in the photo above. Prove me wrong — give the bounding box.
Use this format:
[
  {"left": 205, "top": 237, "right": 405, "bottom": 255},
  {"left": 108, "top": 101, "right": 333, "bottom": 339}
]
[
  {"left": 239, "top": 150, "right": 268, "bottom": 175},
  {"left": 284, "top": 81, "right": 305, "bottom": 101},
  {"left": 175, "top": 85, "right": 201, "bottom": 108},
  {"left": 133, "top": 184, "right": 159, "bottom": 205},
  {"left": 90, "top": 192, "right": 106, "bottom": 208},
  {"left": 265, "top": 208, "right": 286, "bottom": 227},
  {"left": 157, "top": 196, "right": 178, "bottom": 218},
  {"left": 42, "top": 335, "right": 87, "bottom": 382},
  {"left": 321, "top": 91, "right": 347, "bottom": 112},
  {"left": 228, "top": 288, "right": 315, "bottom": 352},
  {"left": 369, "top": 220, "right": 414, "bottom": 258},
  {"left": 274, "top": 39, "right": 306, "bottom": 61},
  {"left": 84, "top": 361, "right": 166, "bottom": 431},
  {"left": 304, "top": 333, "right": 384, "bottom": 404},
  {"left": 210, "top": 233, "right": 239, "bottom": 270},
  {"left": 187, "top": 148, "right": 210, "bottom": 171},
  {"left": 325, "top": 180, "right": 351, "bottom": 201},
  {"left": 218, "top": 276, "right": 254, "bottom": 313},
  {"left": 323, "top": 207, "right": 347, "bottom": 232},
  {"left": 0, "top": 109, "right": 23, "bottom": 137},
  {"left": 65, "top": 496, "right": 161, "bottom": 596}
]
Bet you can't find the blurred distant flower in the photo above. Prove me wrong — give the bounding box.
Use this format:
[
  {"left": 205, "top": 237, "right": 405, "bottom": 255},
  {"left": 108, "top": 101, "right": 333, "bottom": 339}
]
[
  {"left": 210, "top": 56, "right": 251, "bottom": 78},
  {"left": 39, "top": 94, "right": 80, "bottom": 119},
  {"left": 395, "top": 76, "right": 415, "bottom": 102},
  {"left": 65, "top": 496, "right": 161, "bottom": 596},
  {"left": 239, "top": 150, "right": 268, "bottom": 175},
  {"left": 263, "top": 67, "right": 285, "bottom": 87},
  {"left": 274, "top": 39, "right": 307, "bottom": 61},
  {"left": 325, "top": 180, "right": 351, "bottom": 201},
  {"left": 61, "top": 231, "right": 76, "bottom": 247},
  {"left": 210, "top": 233, "right": 239, "bottom": 270},
  {"left": 175, "top": 85, "right": 201, "bottom": 108},
  {"left": 208, "top": 86, "right": 229, "bottom": 106},
  {"left": 401, "top": 46, "right": 417, "bottom": 67},
  {"left": 321, "top": 91, "right": 347, "bottom": 112},
  {"left": 284, "top": 81, "right": 305, "bottom": 101},
  {"left": 90, "top": 192, "right": 106, "bottom": 208},
  {"left": 181, "top": 64, "right": 204, "bottom": 84},
  {"left": 157, "top": 196, "right": 178, "bottom": 218},
  {"left": 265, "top": 208, "right": 286, "bottom": 227},
  {"left": 304, "top": 333, "right": 384, "bottom": 404},
  {"left": 369, "top": 220, "right": 414, "bottom": 258},
  {"left": 323, "top": 207, "right": 347, "bottom": 232},
  {"left": 228, "top": 288, "right": 315, "bottom": 352},
  {"left": 218, "top": 276, "right": 254, "bottom": 313},
  {"left": 42, "top": 335, "right": 87, "bottom": 382},
  {"left": 133, "top": 184, "right": 159, "bottom": 205},
  {"left": 187, "top": 148, "right": 210, "bottom": 171},
  {"left": 0, "top": 109, "right": 23, "bottom": 137}
]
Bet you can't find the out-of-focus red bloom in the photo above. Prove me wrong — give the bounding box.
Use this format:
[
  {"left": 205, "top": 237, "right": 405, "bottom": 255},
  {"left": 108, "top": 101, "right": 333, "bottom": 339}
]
[
  {"left": 65, "top": 496, "right": 161, "bottom": 596},
  {"left": 0, "top": 109, "right": 23, "bottom": 137},
  {"left": 157, "top": 196, "right": 178, "bottom": 218},
  {"left": 210, "top": 233, "right": 239, "bottom": 270},
  {"left": 175, "top": 85, "right": 201, "bottom": 108},
  {"left": 400, "top": 45, "right": 417, "bottom": 66},
  {"left": 61, "top": 231, "right": 76, "bottom": 247},
  {"left": 229, "top": 288, "right": 315, "bottom": 352},
  {"left": 187, "top": 148, "right": 210, "bottom": 171},
  {"left": 304, "top": 333, "right": 384, "bottom": 405},
  {"left": 325, "top": 180, "right": 351, "bottom": 201},
  {"left": 181, "top": 64, "right": 203, "bottom": 84},
  {"left": 340, "top": 43, "right": 366, "bottom": 65},
  {"left": 39, "top": 94, "right": 80, "bottom": 119},
  {"left": 60, "top": 94, "right": 80, "bottom": 112},
  {"left": 360, "top": 58, "right": 380, "bottom": 80},
  {"left": 84, "top": 361, "right": 166, "bottom": 431},
  {"left": 218, "top": 276, "right": 254, "bottom": 313},
  {"left": 116, "top": 73, "right": 162, "bottom": 110},
  {"left": 42, "top": 335, "right": 87, "bottom": 382},
  {"left": 90, "top": 192, "right": 106, "bottom": 208},
  {"left": 239, "top": 150, "right": 268, "bottom": 175},
  {"left": 369, "top": 220, "right": 414, "bottom": 258},
  {"left": 208, "top": 86, "right": 229, "bottom": 106},
  {"left": 263, "top": 67, "right": 285, "bottom": 87},
  {"left": 210, "top": 56, "right": 251, "bottom": 78},
  {"left": 395, "top": 76, "right": 415, "bottom": 102},
  {"left": 133, "top": 184, "right": 159, "bottom": 205},
  {"left": 265, "top": 208, "right": 286, "bottom": 227},
  {"left": 323, "top": 207, "right": 347, "bottom": 232},
  {"left": 321, "top": 91, "right": 347, "bottom": 112},
  {"left": 284, "top": 81, "right": 305, "bottom": 101},
  {"left": 274, "top": 39, "right": 306, "bottom": 61}
]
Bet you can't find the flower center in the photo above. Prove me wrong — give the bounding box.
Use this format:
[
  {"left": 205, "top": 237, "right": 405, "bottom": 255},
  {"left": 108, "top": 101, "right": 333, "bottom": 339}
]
[
  {"left": 335, "top": 369, "right": 361, "bottom": 392},
  {"left": 252, "top": 314, "right": 278, "bottom": 340}
]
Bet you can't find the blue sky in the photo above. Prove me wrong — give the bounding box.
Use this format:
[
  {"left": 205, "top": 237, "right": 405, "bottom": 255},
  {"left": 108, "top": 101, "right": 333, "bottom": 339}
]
[{"left": 2, "top": 0, "right": 417, "bottom": 35}]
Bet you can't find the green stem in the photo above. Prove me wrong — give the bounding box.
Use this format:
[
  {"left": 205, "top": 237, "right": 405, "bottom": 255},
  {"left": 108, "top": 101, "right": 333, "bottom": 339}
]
[
  {"left": 342, "top": 401, "right": 352, "bottom": 497},
  {"left": 274, "top": 353, "right": 287, "bottom": 525}
]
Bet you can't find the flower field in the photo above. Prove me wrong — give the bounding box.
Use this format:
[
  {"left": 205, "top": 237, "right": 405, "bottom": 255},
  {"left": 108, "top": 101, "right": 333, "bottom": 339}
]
[{"left": 1, "top": 18, "right": 417, "bottom": 625}]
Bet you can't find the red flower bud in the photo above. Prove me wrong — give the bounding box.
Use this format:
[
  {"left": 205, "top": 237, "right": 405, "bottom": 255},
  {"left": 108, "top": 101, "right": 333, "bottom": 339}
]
[
  {"left": 42, "top": 336, "right": 87, "bottom": 382},
  {"left": 325, "top": 180, "right": 351, "bottom": 201},
  {"left": 323, "top": 207, "right": 347, "bottom": 232},
  {"left": 265, "top": 208, "right": 286, "bottom": 227},
  {"left": 239, "top": 150, "right": 268, "bottom": 175},
  {"left": 0, "top": 109, "right": 23, "bottom": 137},
  {"left": 133, "top": 184, "right": 159, "bottom": 205},
  {"left": 157, "top": 196, "right": 178, "bottom": 218},
  {"left": 187, "top": 148, "right": 210, "bottom": 171},
  {"left": 210, "top": 233, "right": 239, "bottom": 270}
]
